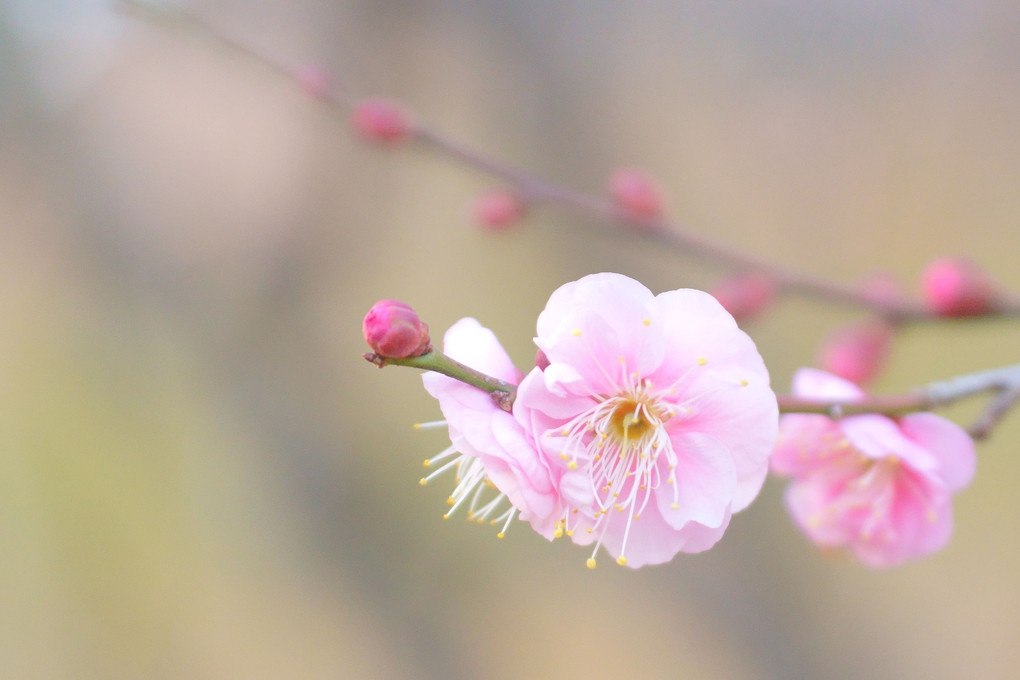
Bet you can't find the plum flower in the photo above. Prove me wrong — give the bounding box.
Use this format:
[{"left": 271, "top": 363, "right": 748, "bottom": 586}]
[
  {"left": 420, "top": 318, "right": 561, "bottom": 539},
  {"left": 513, "top": 273, "right": 778, "bottom": 568},
  {"left": 771, "top": 369, "right": 976, "bottom": 567}
]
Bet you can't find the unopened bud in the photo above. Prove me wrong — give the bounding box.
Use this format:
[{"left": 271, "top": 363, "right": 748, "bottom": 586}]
[
  {"left": 607, "top": 167, "right": 665, "bottom": 222},
  {"left": 350, "top": 98, "right": 413, "bottom": 143},
  {"left": 920, "top": 257, "right": 998, "bottom": 317},
  {"left": 711, "top": 273, "right": 776, "bottom": 322},
  {"left": 817, "top": 321, "right": 893, "bottom": 386},
  {"left": 363, "top": 299, "right": 431, "bottom": 358},
  {"left": 293, "top": 63, "right": 332, "bottom": 99},
  {"left": 471, "top": 190, "right": 525, "bottom": 231}
]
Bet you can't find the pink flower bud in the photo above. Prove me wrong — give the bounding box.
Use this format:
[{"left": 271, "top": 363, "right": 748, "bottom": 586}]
[
  {"left": 350, "top": 98, "right": 413, "bottom": 143},
  {"left": 293, "top": 63, "right": 333, "bottom": 99},
  {"left": 817, "top": 321, "right": 893, "bottom": 386},
  {"left": 534, "top": 348, "right": 550, "bottom": 371},
  {"left": 363, "top": 299, "right": 431, "bottom": 358},
  {"left": 711, "top": 273, "right": 776, "bottom": 322},
  {"left": 471, "top": 190, "right": 525, "bottom": 231},
  {"left": 920, "top": 257, "right": 998, "bottom": 317},
  {"left": 607, "top": 167, "right": 665, "bottom": 222}
]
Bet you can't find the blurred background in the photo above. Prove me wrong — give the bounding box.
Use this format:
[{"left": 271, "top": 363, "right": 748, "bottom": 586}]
[{"left": 3, "top": 1, "right": 1020, "bottom": 678}]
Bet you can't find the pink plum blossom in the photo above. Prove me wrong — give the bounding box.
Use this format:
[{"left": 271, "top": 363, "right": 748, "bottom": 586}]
[
  {"left": 421, "top": 318, "right": 561, "bottom": 539},
  {"left": 772, "top": 368, "right": 976, "bottom": 567},
  {"left": 513, "top": 272, "right": 778, "bottom": 568}
]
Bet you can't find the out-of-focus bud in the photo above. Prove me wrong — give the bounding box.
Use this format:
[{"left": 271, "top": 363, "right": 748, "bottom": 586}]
[
  {"left": 363, "top": 300, "right": 431, "bottom": 358},
  {"left": 711, "top": 272, "right": 776, "bottom": 322},
  {"left": 817, "top": 320, "right": 893, "bottom": 386},
  {"left": 607, "top": 167, "right": 665, "bottom": 222},
  {"left": 920, "top": 257, "right": 998, "bottom": 317},
  {"left": 293, "top": 63, "right": 333, "bottom": 99},
  {"left": 350, "top": 98, "right": 413, "bottom": 143},
  {"left": 471, "top": 190, "right": 525, "bottom": 231}
]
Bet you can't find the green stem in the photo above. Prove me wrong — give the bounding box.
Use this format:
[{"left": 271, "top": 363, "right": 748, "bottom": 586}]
[{"left": 364, "top": 349, "right": 517, "bottom": 411}]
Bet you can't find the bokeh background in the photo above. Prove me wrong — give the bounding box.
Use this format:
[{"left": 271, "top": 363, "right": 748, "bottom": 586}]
[{"left": 3, "top": 1, "right": 1020, "bottom": 678}]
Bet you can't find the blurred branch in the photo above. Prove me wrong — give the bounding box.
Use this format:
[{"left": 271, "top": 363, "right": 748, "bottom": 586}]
[{"left": 115, "top": 0, "right": 1020, "bottom": 325}]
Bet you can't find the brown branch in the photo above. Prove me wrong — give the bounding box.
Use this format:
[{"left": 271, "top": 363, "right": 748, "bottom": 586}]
[{"left": 117, "top": 0, "right": 1020, "bottom": 324}]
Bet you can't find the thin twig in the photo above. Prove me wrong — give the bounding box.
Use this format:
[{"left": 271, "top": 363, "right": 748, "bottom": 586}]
[{"left": 116, "top": 0, "right": 1020, "bottom": 324}]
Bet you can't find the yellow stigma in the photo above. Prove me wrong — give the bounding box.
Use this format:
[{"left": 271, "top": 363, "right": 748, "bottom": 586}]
[
  {"left": 586, "top": 558, "right": 597, "bottom": 569},
  {"left": 616, "top": 556, "right": 628, "bottom": 566}
]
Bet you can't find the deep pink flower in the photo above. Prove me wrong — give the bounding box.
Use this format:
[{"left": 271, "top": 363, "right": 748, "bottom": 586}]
[
  {"left": 772, "top": 369, "right": 976, "bottom": 567},
  {"left": 514, "top": 273, "right": 778, "bottom": 568},
  {"left": 420, "top": 318, "right": 561, "bottom": 539}
]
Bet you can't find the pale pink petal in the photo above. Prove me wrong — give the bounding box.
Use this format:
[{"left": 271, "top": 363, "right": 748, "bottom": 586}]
[
  {"left": 647, "top": 288, "right": 767, "bottom": 386},
  {"left": 670, "top": 369, "right": 777, "bottom": 511},
  {"left": 657, "top": 433, "right": 736, "bottom": 529},
  {"left": 841, "top": 415, "right": 939, "bottom": 473},
  {"left": 791, "top": 367, "right": 865, "bottom": 401},
  {"left": 898, "top": 413, "right": 976, "bottom": 491},
  {"left": 772, "top": 414, "right": 845, "bottom": 476}
]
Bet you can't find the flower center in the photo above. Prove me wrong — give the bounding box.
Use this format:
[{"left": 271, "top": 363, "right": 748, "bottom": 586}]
[{"left": 555, "top": 378, "right": 683, "bottom": 567}]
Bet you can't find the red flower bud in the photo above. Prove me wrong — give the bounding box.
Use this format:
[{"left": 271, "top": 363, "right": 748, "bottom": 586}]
[
  {"left": 471, "top": 190, "right": 525, "bottom": 231},
  {"left": 817, "top": 321, "right": 893, "bottom": 386},
  {"left": 350, "top": 98, "right": 413, "bottom": 143},
  {"left": 920, "top": 257, "right": 998, "bottom": 317},
  {"left": 363, "top": 300, "right": 431, "bottom": 358},
  {"left": 607, "top": 167, "right": 665, "bottom": 223},
  {"left": 711, "top": 273, "right": 776, "bottom": 322},
  {"left": 293, "top": 63, "right": 333, "bottom": 99}
]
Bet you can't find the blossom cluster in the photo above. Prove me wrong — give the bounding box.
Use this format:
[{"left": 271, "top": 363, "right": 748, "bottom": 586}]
[
  {"left": 420, "top": 272, "right": 778, "bottom": 568},
  {"left": 367, "top": 273, "right": 977, "bottom": 569}
]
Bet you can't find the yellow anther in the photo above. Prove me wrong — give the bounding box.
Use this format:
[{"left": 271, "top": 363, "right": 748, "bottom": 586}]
[
  {"left": 670, "top": 503, "right": 680, "bottom": 510},
  {"left": 571, "top": 328, "right": 582, "bottom": 336},
  {"left": 740, "top": 379, "right": 749, "bottom": 387},
  {"left": 422, "top": 459, "right": 431, "bottom": 468},
  {"left": 616, "top": 556, "right": 628, "bottom": 566},
  {"left": 565, "top": 530, "right": 574, "bottom": 536},
  {"left": 413, "top": 423, "right": 422, "bottom": 430},
  {"left": 643, "top": 318, "right": 651, "bottom": 326},
  {"left": 559, "top": 452, "right": 569, "bottom": 460},
  {"left": 419, "top": 478, "right": 428, "bottom": 487},
  {"left": 587, "top": 528, "right": 593, "bottom": 534},
  {"left": 567, "top": 461, "right": 578, "bottom": 470},
  {"left": 446, "top": 496, "right": 456, "bottom": 506},
  {"left": 633, "top": 514, "right": 641, "bottom": 520},
  {"left": 586, "top": 558, "right": 597, "bottom": 569},
  {"left": 554, "top": 527, "right": 564, "bottom": 538},
  {"left": 442, "top": 514, "right": 450, "bottom": 520},
  {"left": 698, "top": 356, "right": 707, "bottom": 366},
  {"left": 497, "top": 532, "right": 506, "bottom": 539}
]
